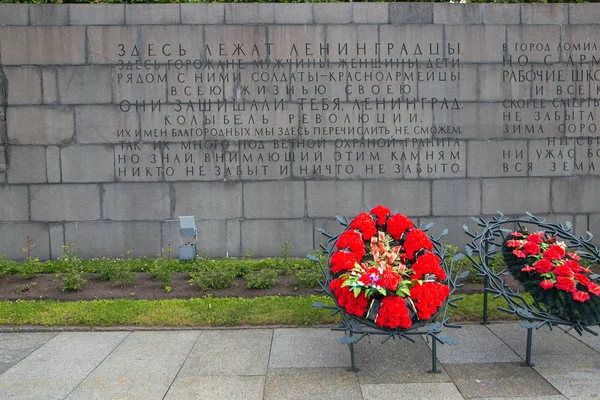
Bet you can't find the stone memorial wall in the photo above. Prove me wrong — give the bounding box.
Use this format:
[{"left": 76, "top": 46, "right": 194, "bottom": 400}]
[{"left": 0, "top": 3, "right": 599, "bottom": 259}]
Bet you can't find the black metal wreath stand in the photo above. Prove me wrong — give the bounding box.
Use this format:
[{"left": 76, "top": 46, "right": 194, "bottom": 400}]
[
  {"left": 309, "top": 216, "right": 465, "bottom": 373},
  {"left": 464, "top": 212, "right": 600, "bottom": 367}
]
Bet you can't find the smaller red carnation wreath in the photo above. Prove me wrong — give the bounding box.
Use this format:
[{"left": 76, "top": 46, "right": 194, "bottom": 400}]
[{"left": 329, "top": 206, "right": 450, "bottom": 330}]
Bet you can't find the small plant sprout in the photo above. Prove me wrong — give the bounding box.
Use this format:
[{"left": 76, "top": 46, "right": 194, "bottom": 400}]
[{"left": 279, "top": 239, "right": 293, "bottom": 259}]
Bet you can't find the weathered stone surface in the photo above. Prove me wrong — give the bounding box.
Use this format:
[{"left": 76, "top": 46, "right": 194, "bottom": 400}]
[
  {"left": 444, "top": 25, "right": 505, "bottom": 62},
  {"left": 0, "top": 332, "right": 57, "bottom": 375},
  {"left": 225, "top": 4, "right": 274, "bottom": 24},
  {"left": 0, "top": 332, "right": 127, "bottom": 400},
  {"left": 467, "top": 140, "right": 528, "bottom": 178},
  {"left": 87, "top": 26, "right": 140, "bottom": 64},
  {"left": 521, "top": 4, "right": 567, "bottom": 24},
  {"left": 166, "top": 376, "right": 265, "bottom": 400},
  {"left": 533, "top": 354, "right": 600, "bottom": 399},
  {"left": 274, "top": 3, "right": 312, "bottom": 24},
  {"left": 67, "top": 331, "right": 200, "bottom": 400},
  {"left": 266, "top": 25, "right": 324, "bottom": 60},
  {"left": 568, "top": 4, "right": 600, "bottom": 24},
  {"left": 57, "top": 66, "right": 113, "bottom": 105},
  {"left": 64, "top": 221, "right": 161, "bottom": 258},
  {"left": 41, "top": 68, "right": 58, "bottom": 105},
  {"left": 270, "top": 328, "right": 350, "bottom": 369},
  {"left": 30, "top": 185, "right": 101, "bottom": 222},
  {"left": 173, "top": 182, "right": 242, "bottom": 219},
  {"left": 482, "top": 4, "right": 520, "bottom": 24},
  {"left": 61, "top": 145, "right": 114, "bottom": 183},
  {"left": 49, "top": 223, "right": 64, "bottom": 260},
  {"left": 7, "top": 106, "right": 73, "bottom": 145},
  {"left": 125, "top": 4, "right": 180, "bottom": 25},
  {"left": 506, "top": 25, "right": 561, "bottom": 63},
  {"left": 380, "top": 25, "right": 443, "bottom": 62},
  {"left": 0, "top": 222, "right": 50, "bottom": 260},
  {"left": 353, "top": 3, "right": 388, "bottom": 24},
  {"left": 364, "top": 180, "right": 431, "bottom": 217},
  {"left": 241, "top": 219, "right": 313, "bottom": 257},
  {"left": 482, "top": 178, "right": 551, "bottom": 214},
  {"left": 307, "top": 181, "right": 362, "bottom": 218},
  {"left": 266, "top": 368, "right": 361, "bottom": 400},
  {"left": 30, "top": 4, "right": 68, "bottom": 26},
  {"left": 3, "top": 67, "right": 42, "bottom": 105},
  {"left": 0, "top": 4, "right": 28, "bottom": 26},
  {"left": 243, "top": 181, "right": 305, "bottom": 219},
  {"left": 432, "top": 179, "right": 480, "bottom": 216},
  {"left": 314, "top": 3, "right": 352, "bottom": 24},
  {"left": 552, "top": 177, "right": 600, "bottom": 213},
  {"left": 0, "top": 186, "right": 29, "bottom": 221},
  {"left": 389, "top": 3, "right": 433, "bottom": 24},
  {"left": 478, "top": 64, "right": 531, "bottom": 102},
  {"left": 75, "top": 105, "right": 140, "bottom": 144},
  {"left": 6, "top": 146, "right": 47, "bottom": 183},
  {"left": 434, "top": 4, "right": 482, "bottom": 24},
  {"left": 70, "top": 4, "right": 125, "bottom": 25},
  {"left": 181, "top": 3, "right": 224, "bottom": 24},
  {"left": 45, "top": 146, "right": 61, "bottom": 183},
  {"left": 0, "top": 26, "right": 85, "bottom": 65},
  {"left": 103, "top": 183, "right": 171, "bottom": 221},
  {"left": 226, "top": 219, "right": 242, "bottom": 258},
  {"left": 361, "top": 383, "right": 464, "bottom": 400},
  {"left": 140, "top": 26, "right": 204, "bottom": 63}
]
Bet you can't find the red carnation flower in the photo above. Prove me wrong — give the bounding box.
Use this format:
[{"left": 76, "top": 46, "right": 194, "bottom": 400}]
[
  {"left": 521, "top": 265, "right": 535, "bottom": 273},
  {"left": 555, "top": 276, "right": 576, "bottom": 293},
  {"left": 349, "top": 212, "right": 377, "bottom": 241},
  {"left": 543, "top": 244, "right": 566, "bottom": 261},
  {"left": 336, "top": 230, "right": 366, "bottom": 260},
  {"left": 376, "top": 296, "right": 412, "bottom": 329},
  {"left": 567, "top": 252, "right": 581, "bottom": 261},
  {"left": 411, "top": 251, "right": 446, "bottom": 281},
  {"left": 511, "top": 231, "right": 524, "bottom": 237},
  {"left": 382, "top": 271, "right": 401, "bottom": 291},
  {"left": 370, "top": 205, "right": 391, "bottom": 226},
  {"left": 330, "top": 251, "right": 357, "bottom": 274},
  {"left": 410, "top": 281, "right": 450, "bottom": 321},
  {"left": 386, "top": 213, "right": 414, "bottom": 240},
  {"left": 540, "top": 279, "right": 554, "bottom": 290},
  {"left": 344, "top": 291, "right": 369, "bottom": 316},
  {"left": 534, "top": 259, "right": 553, "bottom": 274},
  {"left": 523, "top": 242, "right": 541, "bottom": 256},
  {"left": 572, "top": 291, "right": 590, "bottom": 303},
  {"left": 403, "top": 229, "right": 433, "bottom": 260},
  {"left": 527, "top": 233, "right": 544, "bottom": 244}
]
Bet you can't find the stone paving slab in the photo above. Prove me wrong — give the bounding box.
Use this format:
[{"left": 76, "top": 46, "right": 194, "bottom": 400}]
[
  {"left": 443, "top": 362, "right": 560, "bottom": 398},
  {"left": 0, "top": 332, "right": 56, "bottom": 375},
  {"left": 176, "top": 329, "right": 272, "bottom": 376},
  {"left": 65, "top": 331, "right": 200, "bottom": 400},
  {"left": 0, "top": 332, "right": 129, "bottom": 400},
  {"left": 354, "top": 335, "right": 452, "bottom": 384},
  {"left": 565, "top": 325, "right": 600, "bottom": 352},
  {"left": 164, "top": 375, "right": 265, "bottom": 400},
  {"left": 361, "top": 382, "right": 464, "bottom": 400},
  {"left": 487, "top": 322, "right": 592, "bottom": 357},
  {"left": 532, "top": 354, "right": 600, "bottom": 399},
  {"left": 471, "top": 396, "right": 568, "bottom": 400},
  {"left": 265, "top": 368, "right": 362, "bottom": 400},
  {"left": 269, "top": 328, "right": 350, "bottom": 369},
  {"left": 426, "top": 324, "right": 522, "bottom": 364}
]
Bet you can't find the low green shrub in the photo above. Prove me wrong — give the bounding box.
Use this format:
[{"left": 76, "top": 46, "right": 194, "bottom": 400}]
[
  {"left": 245, "top": 268, "right": 279, "bottom": 289},
  {"left": 293, "top": 266, "right": 322, "bottom": 288},
  {"left": 60, "top": 269, "right": 87, "bottom": 291},
  {"left": 189, "top": 264, "right": 237, "bottom": 290}
]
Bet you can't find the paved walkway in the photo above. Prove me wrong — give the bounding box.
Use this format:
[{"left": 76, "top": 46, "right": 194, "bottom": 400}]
[{"left": 0, "top": 322, "right": 599, "bottom": 399}]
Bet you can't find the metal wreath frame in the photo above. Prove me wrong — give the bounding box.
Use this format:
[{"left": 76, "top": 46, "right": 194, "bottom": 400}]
[
  {"left": 309, "top": 215, "right": 466, "bottom": 373},
  {"left": 464, "top": 212, "right": 600, "bottom": 366}
]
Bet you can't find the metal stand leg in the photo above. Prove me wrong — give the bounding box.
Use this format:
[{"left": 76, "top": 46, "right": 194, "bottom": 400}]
[
  {"left": 428, "top": 338, "right": 442, "bottom": 374},
  {"left": 521, "top": 327, "right": 535, "bottom": 367},
  {"left": 482, "top": 275, "right": 489, "bottom": 325},
  {"left": 347, "top": 331, "right": 358, "bottom": 372}
]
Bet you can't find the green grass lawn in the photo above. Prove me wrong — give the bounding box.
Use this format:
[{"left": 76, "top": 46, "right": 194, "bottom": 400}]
[{"left": 0, "top": 293, "right": 521, "bottom": 328}]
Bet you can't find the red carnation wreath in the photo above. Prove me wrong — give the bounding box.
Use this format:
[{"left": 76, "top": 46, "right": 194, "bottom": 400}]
[{"left": 329, "top": 206, "right": 450, "bottom": 330}]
